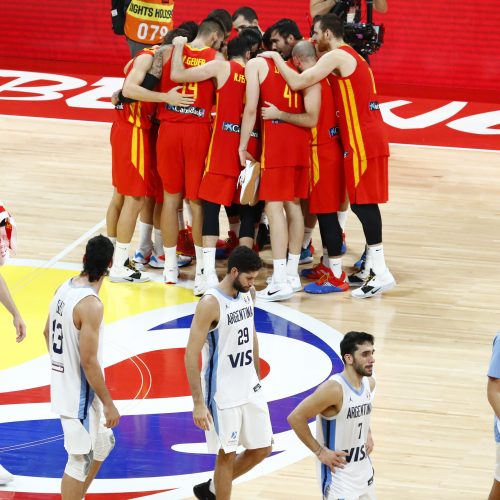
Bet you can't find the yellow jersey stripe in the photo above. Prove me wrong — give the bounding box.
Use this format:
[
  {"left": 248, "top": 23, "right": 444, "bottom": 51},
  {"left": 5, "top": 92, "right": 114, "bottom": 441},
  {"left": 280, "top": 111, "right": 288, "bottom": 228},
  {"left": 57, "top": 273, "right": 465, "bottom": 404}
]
[
  {"left": 204, "top": 93, "right": 219, "bottom": 175},
  {"left": 310, "top": 127, "right": 320, "bottom": 189},
  {"left": 338, "top": 80, "right": 360, "bottom": 186},
  {"left": 131, "top": 126, "right": 138, "bottom": 170},
  {"left": 139, "top": 128, "right": 144, "bottom": 179},
  {"left": 344, "top": 79, "right": 367, "bottom": 176}
]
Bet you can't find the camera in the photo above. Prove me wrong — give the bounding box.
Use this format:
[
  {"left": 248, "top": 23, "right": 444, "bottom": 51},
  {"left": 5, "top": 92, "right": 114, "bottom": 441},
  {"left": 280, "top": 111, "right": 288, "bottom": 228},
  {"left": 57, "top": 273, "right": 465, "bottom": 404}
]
[
  {"left": 344, "top": 22, "right": 384, "bottom": 56},
  {"left": 330, "top": 0, "right": 385, "bottom": 56}
]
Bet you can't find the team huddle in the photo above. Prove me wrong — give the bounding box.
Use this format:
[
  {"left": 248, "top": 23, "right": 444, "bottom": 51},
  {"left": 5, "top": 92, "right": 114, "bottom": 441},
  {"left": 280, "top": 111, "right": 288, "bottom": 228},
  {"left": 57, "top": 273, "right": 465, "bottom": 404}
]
[{"left": 106, "top": 6, "right": 396, "bottom": 302}]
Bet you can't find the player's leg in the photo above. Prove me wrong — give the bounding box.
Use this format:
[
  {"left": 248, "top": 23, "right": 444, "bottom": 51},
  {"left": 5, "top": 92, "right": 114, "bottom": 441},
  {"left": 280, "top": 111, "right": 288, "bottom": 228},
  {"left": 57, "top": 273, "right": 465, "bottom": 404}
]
[
  {"left": 284, "top": 198, "right": 304, "bottom": 292},
  {"left": 238, "top": 203, "right": 256, "bottom": 249},
  {"left": 133, "top": 196, "right": 155, "bottom": 266},
  {"left": 105, "top": 189, "right": 124, "bottom": 245},
  {"left": 202, "top": 200, "right": 222, "bottom": 291},
  {"left": 349, "top": 203, "right": 395, "bottom": 298},
  {"left": 213, "top": 449, "right": 237, "bottom": 500},
  {"left": 161, "top": 191, "right": 183, "bottom": 284}
]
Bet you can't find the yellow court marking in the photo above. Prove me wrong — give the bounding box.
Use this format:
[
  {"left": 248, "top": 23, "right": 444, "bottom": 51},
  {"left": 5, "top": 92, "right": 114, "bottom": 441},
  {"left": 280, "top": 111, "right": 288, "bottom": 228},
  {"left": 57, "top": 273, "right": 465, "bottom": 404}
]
[{"left": 0, "top": 265, "right": 196, "bottom": 371}]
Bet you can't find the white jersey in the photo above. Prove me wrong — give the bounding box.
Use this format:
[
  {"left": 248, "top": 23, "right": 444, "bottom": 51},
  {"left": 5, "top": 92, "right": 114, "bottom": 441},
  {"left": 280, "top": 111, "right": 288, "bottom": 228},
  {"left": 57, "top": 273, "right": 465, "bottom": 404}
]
[
  {"left": 201, "top": 288, "right": 260, "bottom": 410},
  {"left": 317, "top": 374, "right": 374, "bottom": 499},
  {"left": 49, "top": 278, "right": 104, "bottom": 419}
]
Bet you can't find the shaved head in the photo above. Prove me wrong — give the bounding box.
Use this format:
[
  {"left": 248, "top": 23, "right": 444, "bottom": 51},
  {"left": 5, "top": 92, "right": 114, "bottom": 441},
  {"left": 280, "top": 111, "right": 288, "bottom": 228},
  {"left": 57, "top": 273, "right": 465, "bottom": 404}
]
[{"left": 292, "top": 40, "right": 317, "bottom": 61}]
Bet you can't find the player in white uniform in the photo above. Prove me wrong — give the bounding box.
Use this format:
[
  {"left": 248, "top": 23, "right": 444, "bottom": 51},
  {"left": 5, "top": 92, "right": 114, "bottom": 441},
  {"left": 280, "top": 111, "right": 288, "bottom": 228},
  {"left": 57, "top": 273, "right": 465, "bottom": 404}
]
[
  {"left": 185, "top": 246, "right": 273, "bottom": 500},
  {"left": 288, "top": 331, "right": 376, "bottom": 500},
  {"left": 43, "top": 235, "right": 120, "bottom": 500}
]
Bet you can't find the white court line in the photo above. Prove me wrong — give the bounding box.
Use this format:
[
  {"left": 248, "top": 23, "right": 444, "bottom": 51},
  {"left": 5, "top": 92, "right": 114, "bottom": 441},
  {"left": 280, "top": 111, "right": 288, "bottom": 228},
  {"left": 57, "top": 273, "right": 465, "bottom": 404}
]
[{"left": 44, "top": 219, "right": 105, "bottom": 269}]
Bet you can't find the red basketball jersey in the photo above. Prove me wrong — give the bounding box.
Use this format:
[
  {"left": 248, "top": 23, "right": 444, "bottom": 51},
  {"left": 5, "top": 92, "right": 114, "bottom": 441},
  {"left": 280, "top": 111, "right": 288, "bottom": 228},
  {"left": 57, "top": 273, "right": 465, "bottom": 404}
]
[
  {"left": 157, "top": 44, "right": 218, "bottom": 123},
  {"left": 115, "top": 48, "right": 157, "bottom": 129},
  {"left": 205, "top": 60, "right": 260, "bottom": 177},
  {"left": 259, "top": 59, "right": 310, "bottom": 169},
  {"left": 331, "top": 45, "right": 389, "bottom": 185}
]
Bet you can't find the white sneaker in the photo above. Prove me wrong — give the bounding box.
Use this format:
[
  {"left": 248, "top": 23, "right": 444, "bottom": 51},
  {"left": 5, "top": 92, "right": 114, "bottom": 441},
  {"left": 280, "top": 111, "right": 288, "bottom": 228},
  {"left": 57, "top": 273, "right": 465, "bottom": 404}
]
[
  {"left": 177, "top": 254, "right": 193, "bottom": 268},
  {"left": 351, "top": 268, "right": 396, "bottom": 298},
  {"left": 347, "top": 267, "right": 371, "bottom": 287},
  {"left": 205, "top": 272, "right": 219, "bottom": 290},
  {"left": 266, "top": 274, "right": 302, "bottom": 292},
  {"left": 133, "top": 249, "right": 152, "bottom": 266},
  {"left": 193, "top": 272, "right": 206, "bottom": 296},
  {"left": 149, "top": 252, "right": 165, "bottom": 269},
  {"left": 163, "top": 266, "right": 179, "bottom": 284},
  {"left": 257, "top": 280, "right": 294, "bottom": 302},
  {"left": 109, "top": 259, "right": 151, "bottom": 283},
  {"left": 0, "top": 463, "right": 14, "bottom": 485}
]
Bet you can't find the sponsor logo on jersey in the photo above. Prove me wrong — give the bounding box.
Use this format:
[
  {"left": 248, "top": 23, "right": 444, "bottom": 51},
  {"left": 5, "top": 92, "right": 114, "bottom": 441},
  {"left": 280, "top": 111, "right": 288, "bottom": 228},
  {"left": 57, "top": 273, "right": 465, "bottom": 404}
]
[{"left": 369, "top": 101, "right": 380, "bottom": 111}]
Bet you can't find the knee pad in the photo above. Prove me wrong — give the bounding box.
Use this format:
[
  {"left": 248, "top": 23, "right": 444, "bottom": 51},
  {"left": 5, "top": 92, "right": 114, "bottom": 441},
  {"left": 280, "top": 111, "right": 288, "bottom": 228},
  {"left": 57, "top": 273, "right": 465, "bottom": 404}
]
[
  {"left": 93, "top": 429, "right": 115, "bottom": 462},
  {"left": 65, "top": 452, "right": 92, "bottom": 482}
]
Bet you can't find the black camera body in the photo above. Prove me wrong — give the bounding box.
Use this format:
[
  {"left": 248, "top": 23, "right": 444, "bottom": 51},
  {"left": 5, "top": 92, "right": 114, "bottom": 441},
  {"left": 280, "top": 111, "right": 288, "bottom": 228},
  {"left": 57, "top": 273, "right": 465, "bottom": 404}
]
[
  {"left": 344, "top": 22, "right": 385, "bottom": 56},
  {"left": 330, "top": 0, "right": 385, "bottom": 56}
]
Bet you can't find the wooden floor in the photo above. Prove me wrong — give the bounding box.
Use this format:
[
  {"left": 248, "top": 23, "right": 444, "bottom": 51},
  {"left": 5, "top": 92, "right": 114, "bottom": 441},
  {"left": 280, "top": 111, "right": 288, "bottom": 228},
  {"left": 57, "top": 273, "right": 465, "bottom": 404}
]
[{"left": 2, "top": 114, "right": 500, "bottom": 498}]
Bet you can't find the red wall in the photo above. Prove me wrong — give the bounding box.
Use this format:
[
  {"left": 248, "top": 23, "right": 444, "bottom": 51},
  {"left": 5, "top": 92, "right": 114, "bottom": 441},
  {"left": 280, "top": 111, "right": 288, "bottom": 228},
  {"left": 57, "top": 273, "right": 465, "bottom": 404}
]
[{"left": 1, "top": 0, "right": 499, "bottom": 101}]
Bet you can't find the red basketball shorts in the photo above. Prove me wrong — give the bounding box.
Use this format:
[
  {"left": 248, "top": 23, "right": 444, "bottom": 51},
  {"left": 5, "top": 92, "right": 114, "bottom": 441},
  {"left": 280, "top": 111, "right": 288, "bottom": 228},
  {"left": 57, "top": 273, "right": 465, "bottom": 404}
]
[
  {"left": 345, "top": 155, "right": 389, "bottom": 204},
  {"left": 156, "top": 122, "right": 211, "bottom": 199}
]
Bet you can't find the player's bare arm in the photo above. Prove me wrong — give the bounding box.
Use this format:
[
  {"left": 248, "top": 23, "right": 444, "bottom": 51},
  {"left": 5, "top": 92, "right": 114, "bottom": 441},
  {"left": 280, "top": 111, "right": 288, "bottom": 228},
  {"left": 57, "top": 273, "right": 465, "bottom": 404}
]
[
  {"left": 365, "top": 377, "right": 376, "bottom": 453},
  {"left": 0, "top": 274, "right": 26, "bottom": 342},
  {"left": 238, "top": 58, "right": 265, "bottom": 166},
  {"left": 77, "top": 296, "right": 120, "bottom": 429},
  {"left": 288, "top": 380, "right": 347, "bottom": 472},
  {"left": 253, "top": 328, "right": 261, "bottom": 379},
  {"left": 259, "top": 50, "right": 343, "bottom": 90},
  {"left": 488, "top": 377, "right": 500, "bottom": 419},
  {"left": 43, "top": 315, "right": 50, "bottom": 350},
  {"left": 310, "top": 0, "right": 336, "bottom": 17},
  {"left": 170, "top": 37, "right": 229, "bottom": 89},
  {"left": 261, "top": 82, "right": 321, "bottom": 128},
  {"left": 122, "top": 50, "right": 194, "bottom": 107},
  {"left": 185, "top": 295, "right": 220, "bottom": 431}
]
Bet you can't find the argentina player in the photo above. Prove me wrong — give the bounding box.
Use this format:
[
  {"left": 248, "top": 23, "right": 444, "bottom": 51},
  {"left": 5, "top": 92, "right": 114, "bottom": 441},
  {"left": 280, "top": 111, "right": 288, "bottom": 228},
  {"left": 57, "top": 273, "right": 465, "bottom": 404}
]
[{"left": 185, "top": 246, "right": 273, "bottom": 500}]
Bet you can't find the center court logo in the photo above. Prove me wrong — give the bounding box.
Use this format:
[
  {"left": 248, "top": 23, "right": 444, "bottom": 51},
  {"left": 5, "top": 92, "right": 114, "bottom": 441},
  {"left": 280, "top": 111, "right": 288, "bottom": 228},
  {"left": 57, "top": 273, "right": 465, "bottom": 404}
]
[{"left": 0, "top": 301, "right": 344, "bottom": 498}]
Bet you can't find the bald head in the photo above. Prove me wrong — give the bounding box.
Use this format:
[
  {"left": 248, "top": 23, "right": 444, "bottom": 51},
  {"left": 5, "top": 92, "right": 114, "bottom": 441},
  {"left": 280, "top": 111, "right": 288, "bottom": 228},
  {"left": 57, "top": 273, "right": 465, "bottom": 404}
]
[{"left": 292, "top": 40, "right": 317, "bottom": 62}]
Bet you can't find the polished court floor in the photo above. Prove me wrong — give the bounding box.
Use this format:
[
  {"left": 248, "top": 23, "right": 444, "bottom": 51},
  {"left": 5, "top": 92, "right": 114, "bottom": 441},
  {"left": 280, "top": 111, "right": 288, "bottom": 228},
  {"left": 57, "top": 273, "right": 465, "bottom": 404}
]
[{"left": 0, "top": 115, "right": 499, "bottom": 498}]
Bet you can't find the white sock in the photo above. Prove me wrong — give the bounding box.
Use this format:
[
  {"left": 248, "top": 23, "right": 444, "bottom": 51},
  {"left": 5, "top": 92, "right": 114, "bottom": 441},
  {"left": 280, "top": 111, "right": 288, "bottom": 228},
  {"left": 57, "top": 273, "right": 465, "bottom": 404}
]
[
  {"left": 184, "top": 200, "right": 193, "bottom": 227},
  {"left": 370, "top": 244, "right": 387, "bottom": 275},
  {"left": 203, "top": 247, "right": 216, "bottom": 275},
  {"left": 273, "top": 259, "right": 287, "bottom": 284},
  {"left": 138, "top": 222, "right": 153, "bottom": 253},
  {"left": 286, "top": 253, "right": 300, "bottom": 277},
  {"left": 113, "top": 242, "right": 130, "bottom": 268},
  {"left": 229, "top": 221, "right": 240, "bottom": 237},
  {"left": 337, "top": 209, "right": 349, "bottom": 232},
  {"left": 108, "top": 236, "right": 117, "bottom": 247},
  {"left": 154, "top": 228, "right": 163, "bottom": 256},
  {"left": 323, "top": 247, "right": 329, "bottom": 262},
  {"left": 195, "top": 245, "right": 204, "bottom": 274},
  {"left": 209, "top": 479, "right": 216, "bottom": 494},
  {"left": 163, "top": 246, "right": 177, "bottom": 269},
  {"left": 177, "top": 209, "right": 185, "bottom": 230},
  {"left": 302, "top": 227, "right": 313, "bottom": 249},
  {"left": 328, "top": 257, "right": 343, "bottom": 278}
]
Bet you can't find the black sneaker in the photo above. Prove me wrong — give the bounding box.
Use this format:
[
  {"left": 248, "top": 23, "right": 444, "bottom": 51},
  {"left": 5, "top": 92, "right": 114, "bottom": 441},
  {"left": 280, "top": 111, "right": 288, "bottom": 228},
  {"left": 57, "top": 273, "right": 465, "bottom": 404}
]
[{"left": 193, "top": 479, "right": 216, "bottom": 499}]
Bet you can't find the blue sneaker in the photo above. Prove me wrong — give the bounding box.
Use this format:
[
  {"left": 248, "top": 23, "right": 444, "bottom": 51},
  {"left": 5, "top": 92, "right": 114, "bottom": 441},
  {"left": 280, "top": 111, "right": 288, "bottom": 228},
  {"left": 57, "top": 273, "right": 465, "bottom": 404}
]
[
  {"left": 353, "top": 249, "right": 366, "bottom": 271},
  {"left": 304, "top": 272, "right": 349, "bottom": 294},
  {"left": 299, "top": 242, "right": 315, "bottom": 264},
  {"left": 341, "top": 232, "right": 347, "bottom": 255},
  {"left": 133, "top": 249, "right": 151, "bottom": 266}
]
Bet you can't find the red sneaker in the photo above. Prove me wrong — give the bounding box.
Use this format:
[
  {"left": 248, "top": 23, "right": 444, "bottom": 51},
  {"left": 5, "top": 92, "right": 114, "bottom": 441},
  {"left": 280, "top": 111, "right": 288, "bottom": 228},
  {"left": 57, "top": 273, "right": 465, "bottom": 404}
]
[
  {"left": 304, "top": 271, "right": 349, "bottom": 294},
  {"left": 300, "top": 262, "right": 332, "bottom": 280}
]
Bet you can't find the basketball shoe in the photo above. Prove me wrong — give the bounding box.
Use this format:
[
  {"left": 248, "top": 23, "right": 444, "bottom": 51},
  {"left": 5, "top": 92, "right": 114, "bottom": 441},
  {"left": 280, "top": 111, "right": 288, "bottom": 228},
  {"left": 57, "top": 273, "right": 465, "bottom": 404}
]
[
  {"left": 353, "top": 248, "right": 367, "bottom": 271},
  {"left": 216, "top": 230, "right": 238, "bottom": 259},
  {"left": 351, "top": 269, "right": 396, "bottom": 298},
  {"left": 133, "top": 249, "right": 152, "bottom": 266},
  {"left": 299, "top": 241, "right": 315, "bottom": 264},
  {"left": 193, "top": 479, "right": 215, "bottom": 500},
  {"left": 0, "top": 464, "right": 14, "bottom": 485},
  {"left": 257, "top": 278, "right": 294, "bottom": 302},
  {"left": 193, "top": 271, "right": 206, "bottom": 296},
  {"left": 304, "top": 272, "right": 349, "bottom": 294},
  {"left": 163, "top": 266, "right": 179, "bottom": 285},
  {"left": 347, "top": 266, "right": 371, "bottom": 287},
  {"left": 341, "top": 232, "right": 347, "bottom": 255},
  {"left": 109, "top": 259, "right": 151, "bottom": 283},
  {"left": 266, "top": 274, "right": 302, "bottom": 291},
  {"left": 300, "top": 262, "right": 332, "bottom": 280}
]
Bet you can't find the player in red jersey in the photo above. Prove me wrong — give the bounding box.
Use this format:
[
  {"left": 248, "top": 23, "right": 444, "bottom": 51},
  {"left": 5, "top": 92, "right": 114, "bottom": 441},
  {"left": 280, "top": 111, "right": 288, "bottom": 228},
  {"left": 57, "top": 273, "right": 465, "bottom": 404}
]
[
  {"left": 170, "top": 34, "right": 259, "bottom": 293},
  {"left": 122, "top": 17, "right": 226, "bottom": 294},
  {"left": 259, "top": 14, "right": 396, "bottom": 299},
  {"left": 239, "top": 42, "right": 321, "bottom": 302},
  {"left": 107, "top": 47, "right": 193, "bottom": 283},
  {"left": 261, "top": 41, "right": 348, "bottom": 294}
]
